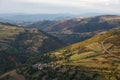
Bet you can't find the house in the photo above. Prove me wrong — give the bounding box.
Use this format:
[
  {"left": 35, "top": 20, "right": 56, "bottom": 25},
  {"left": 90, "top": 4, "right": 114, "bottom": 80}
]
[{"left": 32, "top": 63, "right": 47, "bottom": 70}]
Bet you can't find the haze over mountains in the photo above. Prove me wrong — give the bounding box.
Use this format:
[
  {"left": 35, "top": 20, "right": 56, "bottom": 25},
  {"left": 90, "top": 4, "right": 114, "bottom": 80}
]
[
  {"left": 0, "top": 13, "right": 119, "bottom": 23},
  {"left": 0, "top": 14, "right": 77, "bottom": 22}
]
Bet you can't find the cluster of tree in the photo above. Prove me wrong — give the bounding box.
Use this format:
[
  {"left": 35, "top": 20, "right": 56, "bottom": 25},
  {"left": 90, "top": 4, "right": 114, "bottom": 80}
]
[{"left": 16, "top": 64, "right": 120, "bottom": 80}]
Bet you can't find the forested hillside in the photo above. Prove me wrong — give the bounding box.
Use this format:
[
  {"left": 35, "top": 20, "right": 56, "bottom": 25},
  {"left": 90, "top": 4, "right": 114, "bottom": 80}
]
[{"left": 0, "top": 23, "right": 65, "bottom": 75}]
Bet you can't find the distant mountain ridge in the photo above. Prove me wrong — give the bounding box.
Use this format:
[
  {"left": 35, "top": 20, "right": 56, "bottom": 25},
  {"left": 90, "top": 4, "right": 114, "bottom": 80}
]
[
  {"left": 0, "top": 14, "right": 76, "bottom": 22},
  {"left": 26, "top": 15, "right": 120, "bottom": 44},
  {"left": 26, "top": 15, "right": 120, "bottom": 33}
]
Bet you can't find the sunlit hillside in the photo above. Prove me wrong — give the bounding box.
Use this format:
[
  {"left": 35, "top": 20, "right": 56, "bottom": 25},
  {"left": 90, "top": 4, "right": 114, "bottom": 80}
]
[{"left": 10, "top": 29, "right": 120, "bottom": 80}]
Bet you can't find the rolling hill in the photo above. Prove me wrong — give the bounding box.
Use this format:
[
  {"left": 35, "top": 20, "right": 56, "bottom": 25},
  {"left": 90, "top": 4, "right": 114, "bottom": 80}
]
[
  {"left": 27, "top": 15, "right": 120, "bottom": 33},
  {"left": 26, "top": 15, "right": 120, "bottom": 44}
]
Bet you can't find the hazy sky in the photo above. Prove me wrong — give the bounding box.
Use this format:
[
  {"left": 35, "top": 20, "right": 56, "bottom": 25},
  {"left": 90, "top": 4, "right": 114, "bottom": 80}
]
[{"left": 0, "top": 0, "right": 120, "bottom": 14}]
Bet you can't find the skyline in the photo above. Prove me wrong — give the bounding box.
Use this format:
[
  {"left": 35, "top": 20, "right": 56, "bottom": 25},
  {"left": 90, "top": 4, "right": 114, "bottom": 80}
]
[{"left": 0, "top": 0, "right": 120, "bottom": 14}]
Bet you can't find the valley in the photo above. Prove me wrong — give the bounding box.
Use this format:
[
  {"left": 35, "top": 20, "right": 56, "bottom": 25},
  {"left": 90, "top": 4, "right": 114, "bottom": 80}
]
[
  {"left": 1, "top": 0, "right": 120, "bottom": 80},
  {"left": 0, "top": 15, "right": 120, "bottom": 80}
]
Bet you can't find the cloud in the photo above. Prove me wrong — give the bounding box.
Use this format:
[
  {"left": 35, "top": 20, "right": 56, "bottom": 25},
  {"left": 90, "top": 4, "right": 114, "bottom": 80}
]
[
  {"left": 24, "top": 0, "right": 120, "bottom": 6},
  {"left": 0, "top": 0, "right": 120, "bottom": 14},
  {"left": 23, "top": 0, "right": 120, "bottom": 11}
]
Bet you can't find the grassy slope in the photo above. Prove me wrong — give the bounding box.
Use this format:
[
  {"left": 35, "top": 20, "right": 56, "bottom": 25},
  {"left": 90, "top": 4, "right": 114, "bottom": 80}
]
[
  {"left": 46, "top": 29, "right": 120, "bottom": 79},
  {"left": 53, "top": 29, "right": 120, "bottom": 65}
]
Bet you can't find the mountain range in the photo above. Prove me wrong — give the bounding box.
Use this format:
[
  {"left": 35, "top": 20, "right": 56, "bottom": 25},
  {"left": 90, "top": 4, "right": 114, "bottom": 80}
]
[
  {"left": 26, "top": 15, "right": 120, "bottom": 44},
  {"left": 0, "top": 15, "right": 120, "bottom": 80}
]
